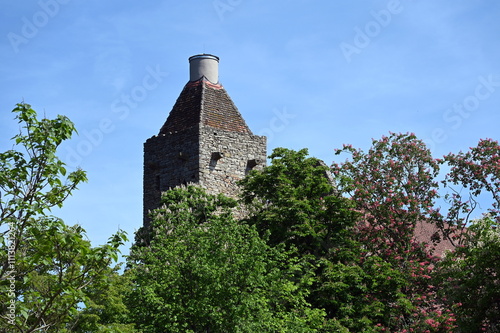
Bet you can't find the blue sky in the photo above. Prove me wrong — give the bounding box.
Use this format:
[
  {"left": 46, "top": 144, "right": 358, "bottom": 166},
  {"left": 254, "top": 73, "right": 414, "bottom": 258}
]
[{"left": 1, "top": 0, "right": 499, "bottom": 253}]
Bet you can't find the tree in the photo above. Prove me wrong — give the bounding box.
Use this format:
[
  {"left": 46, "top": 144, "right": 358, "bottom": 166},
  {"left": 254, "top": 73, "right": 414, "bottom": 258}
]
[
  {"left": 240, "top": 148, "right": 406, "bottom": 331},
  {"left": 436, "top": 138, "right": 500, "bottom": 332},
  {"left": 437, "top": 214, "right": 500, "bottom": 332},
  {"left": 0, "top": 103, "right": 127, "bottom": 332},
  {"left": 440, "top": 138, "right": 500, "bottom": 246},
  {"left": 332, "top": 133, "right": 456, "bottom": 332},
  {"left": 239, "top": 147, "right": 356, "bottom": 258},
  {"left": 126, "top": 185, "right": 324, "bottom": 333},
  {"left": 66, "top": 266, "right": 137, "bottom": 333},
  {"left": 332, "top": 132, "right": 443, "bottom": 259}
]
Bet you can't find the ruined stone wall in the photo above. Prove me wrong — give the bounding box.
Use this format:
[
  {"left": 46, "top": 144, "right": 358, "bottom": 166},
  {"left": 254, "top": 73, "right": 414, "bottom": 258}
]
[
  {"left": 143, "top": 127, "right": 199, "bottom": 226},
  {"left": 143, "top": 125, "right": 266, "bottom": 226},
  {"left": 199, "top": 127, "right": 267, "bottom": 199}
]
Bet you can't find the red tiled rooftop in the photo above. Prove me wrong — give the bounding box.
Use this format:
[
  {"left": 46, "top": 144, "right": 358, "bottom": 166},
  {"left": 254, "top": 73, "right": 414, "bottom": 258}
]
[{"left": 159, "top": 79, "right": 252, "bottom": 135}]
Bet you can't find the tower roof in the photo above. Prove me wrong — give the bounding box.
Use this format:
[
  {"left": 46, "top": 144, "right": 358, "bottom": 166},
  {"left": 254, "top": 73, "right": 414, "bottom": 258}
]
[
  {"left": 159, "top": 55, "right": 253, "bottom": 135},
  {"left": 159, "top": 79, "right": 252, "bottom": 134}
]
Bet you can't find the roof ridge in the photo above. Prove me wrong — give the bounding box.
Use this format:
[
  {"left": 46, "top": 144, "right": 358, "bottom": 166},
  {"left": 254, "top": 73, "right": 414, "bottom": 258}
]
[
  {"left": 200, "top": 77, "right": 206, "bottom": 126},
  {"left": 186, "top": 77, "right": 223, "bottom": 89}
]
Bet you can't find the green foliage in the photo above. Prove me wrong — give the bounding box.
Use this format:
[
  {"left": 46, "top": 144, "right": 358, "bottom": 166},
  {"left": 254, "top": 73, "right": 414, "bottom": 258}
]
[
  {"left": 1, "top": 218, "right": 127, "bottom": 332},
  {"left": 239, "top": 147, "right": 357, "bottom": 256},
  {"left": 0, "top": 103, "right": 87, "bottom": 222},
  {"left": 0, "top": 103, "right": 127, "bottom": 332},
  {"left": 127, "top": 185, "right": 324, "bottom": 332},
  {"left": 315, "top": 255, "right": 412, "bottom": 331},
  {"left": 437, "top": 214, "right": 500, "bottom": 332},
  {"left": 240, "top": 148, "right": 373, "bottom": 330},
  {"left": 66, "top": 266, "right": 137, "bottom": 332}
]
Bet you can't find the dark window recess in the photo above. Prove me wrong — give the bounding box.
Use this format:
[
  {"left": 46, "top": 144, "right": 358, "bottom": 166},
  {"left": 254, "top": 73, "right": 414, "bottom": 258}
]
[
  {"left": 155, "top": 175, "right": 161, "bottom": 191},
  {"left": 245, "top": 159, "right": 261, "bottom": 174},
  {"left": 246, "top": 159, "right": 260, "bottom": 169},
  {"left": 147, "top": 161, "right": 159, "bottom": 170},
  {"left": 209, "top": 152, "right": 224, "bottom": 171},
  {"left": 211, "top": 151, "right": 224, "bottom": 160}
]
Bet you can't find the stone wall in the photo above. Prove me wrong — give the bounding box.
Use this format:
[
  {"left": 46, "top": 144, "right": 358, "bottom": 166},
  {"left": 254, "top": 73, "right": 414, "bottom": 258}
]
[
  {"left": 143, "top": 125, "right": 266, "bottom": 226},
  {"left": 199, "top": 127, "right": 267, "bottom": 198},
  {"left": 143, "top": 127, "right": 199, "bottom": 226}
]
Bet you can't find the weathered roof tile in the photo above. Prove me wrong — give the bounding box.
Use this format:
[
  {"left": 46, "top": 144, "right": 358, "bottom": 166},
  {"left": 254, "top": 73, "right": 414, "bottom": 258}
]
[{"left": 159, "top": 79, "right": 252, "bottom": 135}]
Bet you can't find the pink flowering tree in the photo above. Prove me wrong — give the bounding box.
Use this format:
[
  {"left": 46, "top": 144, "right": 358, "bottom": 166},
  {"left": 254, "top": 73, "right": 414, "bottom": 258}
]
[
  {"left": 332, "top": 132, "right": 456, "bottom": 332},
  {"left": 436, "top": 139, "right": 500, "bottom": 332},
  {"left": 332, "top": 132, "right": 443, "bottom": 259},
  {"left": 439, "top": 138, "right": 500, "bottom": 246}
]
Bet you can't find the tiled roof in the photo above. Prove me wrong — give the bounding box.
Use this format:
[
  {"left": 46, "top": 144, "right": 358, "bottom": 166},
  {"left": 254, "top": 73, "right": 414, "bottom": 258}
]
[
  {"left": 159, "top": 79, "right": 252, "bottom": 135},
  {"left": 414, "top": 220, "right": 457, "bottom": 258}
]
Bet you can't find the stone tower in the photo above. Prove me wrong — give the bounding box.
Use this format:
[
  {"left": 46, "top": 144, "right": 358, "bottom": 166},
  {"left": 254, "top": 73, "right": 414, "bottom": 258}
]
[{"left": 143, "top": 54, "right": 267, "bottom": 226}]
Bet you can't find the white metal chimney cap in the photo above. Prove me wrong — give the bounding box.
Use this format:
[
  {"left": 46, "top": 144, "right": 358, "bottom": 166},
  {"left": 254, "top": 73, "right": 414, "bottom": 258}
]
[{"left": 189, "top": 54, "right": 220, "bottom": 84}]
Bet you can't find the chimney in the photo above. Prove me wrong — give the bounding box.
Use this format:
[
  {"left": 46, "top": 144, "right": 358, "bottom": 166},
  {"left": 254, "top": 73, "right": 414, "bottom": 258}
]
[{"left": 189, "top": 54, "right": 220, "bottom": 83}]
